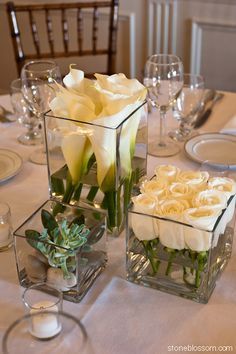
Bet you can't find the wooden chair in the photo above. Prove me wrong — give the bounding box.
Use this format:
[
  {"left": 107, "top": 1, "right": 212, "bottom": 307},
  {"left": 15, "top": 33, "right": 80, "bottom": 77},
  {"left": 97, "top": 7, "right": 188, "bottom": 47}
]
[{"left": 6, "top": 0, "right": 119, "bottom": 76}]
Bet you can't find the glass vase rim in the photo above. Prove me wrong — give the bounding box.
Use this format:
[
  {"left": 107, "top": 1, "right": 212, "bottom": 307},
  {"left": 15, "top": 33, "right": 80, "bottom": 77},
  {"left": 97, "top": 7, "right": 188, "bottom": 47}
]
[
  {"left": 44, "top": 100, "right": 147, "bottom": 130},
  {"left": 22, "top": 282, "right": 63, "bottom": 310},
  {"left": 182, "top": 73, "right": 205, "bottom": 88},
  {"left": 128, "top": 193, "right": 235, "bottom": 233},
  {"left": 21, "top": 60, "right": 60, "bottom": 74},
  {"left": 146, "top": 54, "right": 183, "bottom": 65},
  {"left": 13, "top": 199, "right": 106, "bottom": 241}
]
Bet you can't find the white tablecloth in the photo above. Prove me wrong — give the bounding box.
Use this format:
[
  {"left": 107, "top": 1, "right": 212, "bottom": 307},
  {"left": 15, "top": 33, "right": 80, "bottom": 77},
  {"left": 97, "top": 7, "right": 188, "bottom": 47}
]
[{"left": 1, "top": 92, "right": 236, "bottom": 353}]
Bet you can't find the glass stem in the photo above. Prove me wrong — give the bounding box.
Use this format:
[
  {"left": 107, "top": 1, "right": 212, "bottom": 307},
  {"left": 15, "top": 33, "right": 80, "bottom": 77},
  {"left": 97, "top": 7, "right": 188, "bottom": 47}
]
[{"left": 159, "top": 110, "right": 166, "bottom": 147}]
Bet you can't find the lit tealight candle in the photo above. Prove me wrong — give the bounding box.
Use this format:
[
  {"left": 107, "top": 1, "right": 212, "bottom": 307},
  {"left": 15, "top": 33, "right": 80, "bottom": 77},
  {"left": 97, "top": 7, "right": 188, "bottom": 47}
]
[
  {"left": 0, "top": 223, "right": 11, "bottom": 248},
  {"left": 29, "top": 300, "right": 62, "bottom": 339}
]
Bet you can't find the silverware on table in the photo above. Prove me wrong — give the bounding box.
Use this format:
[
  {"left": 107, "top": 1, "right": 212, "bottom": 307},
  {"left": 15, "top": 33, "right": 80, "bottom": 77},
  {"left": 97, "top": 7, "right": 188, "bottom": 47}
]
[
  {"left": 194, "top": 91, "right": 224, "bottom": 128},
  {"left": 0, "top": 105, "right": 15, "bottom": 123}
]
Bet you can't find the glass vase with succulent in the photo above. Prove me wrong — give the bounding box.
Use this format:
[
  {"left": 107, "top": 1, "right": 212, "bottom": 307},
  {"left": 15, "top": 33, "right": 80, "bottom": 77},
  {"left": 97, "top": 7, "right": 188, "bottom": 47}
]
[{"left": 14, "top": 201, "right": 107, "bottom": 302}]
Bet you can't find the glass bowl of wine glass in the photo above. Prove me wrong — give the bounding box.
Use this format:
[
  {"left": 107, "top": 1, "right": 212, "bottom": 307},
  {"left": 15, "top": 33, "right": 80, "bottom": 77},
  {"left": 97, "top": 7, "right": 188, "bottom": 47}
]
[
  {"left": 169, "top": 73, "right": 204, "bottom": 142},
  {"left": 20, "top": 60, "right": 62, "bottom": 165}
]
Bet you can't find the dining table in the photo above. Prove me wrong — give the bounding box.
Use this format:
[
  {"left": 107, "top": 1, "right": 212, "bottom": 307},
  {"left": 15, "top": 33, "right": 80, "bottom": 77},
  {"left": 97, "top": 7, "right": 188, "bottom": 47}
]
[{"left": 0, "top": 91, "right": 236, "bottom": 354}]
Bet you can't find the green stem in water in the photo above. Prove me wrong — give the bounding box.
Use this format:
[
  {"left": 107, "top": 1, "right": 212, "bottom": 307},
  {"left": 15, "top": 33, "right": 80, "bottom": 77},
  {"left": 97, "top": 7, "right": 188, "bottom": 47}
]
[
  {"left": 105, "top": 190, "right": 116, "bottom": 230},
  {"left": 117, "top": 185, "right": 122, "bottom": 229},
  {"left": 195, "top": 251, "right": 208, "bottom": 288},
  {"left": 124, "top": 171, "right": 135, "bottom": 212},
  {"left": 87, "top": 186, "right": 99, "bottom": 202},
  {"left": 53, "top": 176, "right": 75, "bottom": 216},
  {"left": 51, "top": 175, "right": 65, "bottom": 195},
  {"left": 73, "top": 183, "right": 83, "bottom": 201},
  {"left": 165, "top": 248, "right": 176, "bottom": 276},
  {"left": 141, "top": 240, "right": 160, "bottom": 275}
]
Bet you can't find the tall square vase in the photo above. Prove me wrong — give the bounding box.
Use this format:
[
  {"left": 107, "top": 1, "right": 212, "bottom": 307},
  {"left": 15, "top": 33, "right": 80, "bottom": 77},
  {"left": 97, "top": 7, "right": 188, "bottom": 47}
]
[{"left": 44, "top": 101, "right": 147, "bottom": 236}]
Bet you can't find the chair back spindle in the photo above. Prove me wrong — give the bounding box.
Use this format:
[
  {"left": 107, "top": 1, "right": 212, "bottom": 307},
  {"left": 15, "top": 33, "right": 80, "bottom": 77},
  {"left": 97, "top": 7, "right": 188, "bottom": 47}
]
[{"left": 77, "top": 8, "right": 83, "bottom": 55}]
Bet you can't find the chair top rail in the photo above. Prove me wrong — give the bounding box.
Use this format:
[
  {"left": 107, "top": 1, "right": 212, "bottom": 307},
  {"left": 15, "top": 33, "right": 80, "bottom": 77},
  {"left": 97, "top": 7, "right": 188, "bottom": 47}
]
[{"left": 8, "top": 2, "right": 114, "bottom": 12}]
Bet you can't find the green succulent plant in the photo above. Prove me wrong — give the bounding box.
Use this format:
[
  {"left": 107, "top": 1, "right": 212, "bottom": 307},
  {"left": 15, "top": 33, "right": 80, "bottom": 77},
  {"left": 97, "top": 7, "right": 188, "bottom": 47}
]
[{"left": 25, "top": 209, "right": 92, "bottom": 278}]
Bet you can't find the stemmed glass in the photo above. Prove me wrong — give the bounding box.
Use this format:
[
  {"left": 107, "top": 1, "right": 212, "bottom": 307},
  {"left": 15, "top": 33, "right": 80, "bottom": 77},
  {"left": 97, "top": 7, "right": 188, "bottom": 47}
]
[
  {"left": 10, "top": 78, "right": 41, "bottom": 145},
  {"left": 21, "top": 60, "right": 62, "bottom": 165},
  {"left": 144, "top": 54, "right": 184, "bottom": 157},
  {"left": 169, "top": 73, "right": 205, "bottom": 142}
]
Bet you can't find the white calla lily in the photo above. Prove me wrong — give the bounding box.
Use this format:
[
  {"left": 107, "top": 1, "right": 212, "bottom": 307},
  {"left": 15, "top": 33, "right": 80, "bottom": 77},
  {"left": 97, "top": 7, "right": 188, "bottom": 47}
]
[
  {"left": 63, "top": 66, "right": 85, "bottom": 90},
  {"left": 61, "top": 131, "right": 92, "bottom": 185}
]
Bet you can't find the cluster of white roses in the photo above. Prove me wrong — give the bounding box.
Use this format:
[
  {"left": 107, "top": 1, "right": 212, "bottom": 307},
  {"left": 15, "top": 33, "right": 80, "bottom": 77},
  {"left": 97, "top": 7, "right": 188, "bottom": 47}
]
[{"left": 131, "top": 165, "right": 236, "bottom": 252}]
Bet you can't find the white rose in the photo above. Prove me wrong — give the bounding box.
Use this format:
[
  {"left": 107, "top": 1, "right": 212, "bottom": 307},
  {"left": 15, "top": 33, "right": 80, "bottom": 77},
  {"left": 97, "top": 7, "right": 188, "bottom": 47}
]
[
  {"left": 169, "top": 182, "right": 194, "bottom": 203},
  {"left": 183, "top": 206, "right": 222, "bottom": 251},
  {"left": 154, "top": 164, "right": 180, "bottom": 183},
  {"left": 155, "top": 199, "right": 189, "bottom": 220},
  {"left": 154, "top": 199, "right": 188, "bottom": 250},
  {"left": 131, "top": 194, "right": 158, "bottom": 241},
  {"left": 208, "top": 177, "right": 236, "bottom": 199},
  {"left": 184, "top": 224, "right": 212, "bottom": 252},
  {"left": 193, "top": 189, "right": 228, "bottom": 210},
  {"left": 140, "top": 178, "right": 168, "bottom": 199},
  {"left": 177, "top": 170, "right": 209, "bottom": 191},
  {"left": 183, "top": 206, "right": 222, "bottom": 231},
  {"left": 214, "top": 194, "right": 236, "bottom": 242}
]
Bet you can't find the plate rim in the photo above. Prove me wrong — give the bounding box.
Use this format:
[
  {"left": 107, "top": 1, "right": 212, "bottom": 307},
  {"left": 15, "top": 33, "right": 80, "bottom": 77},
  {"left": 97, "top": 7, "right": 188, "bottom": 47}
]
[
  {"left": 184, "top": 132, "right": 236, "bottom": 167},
  {"left": 0, "top": 148, "right": 23, "bottom": 183}
]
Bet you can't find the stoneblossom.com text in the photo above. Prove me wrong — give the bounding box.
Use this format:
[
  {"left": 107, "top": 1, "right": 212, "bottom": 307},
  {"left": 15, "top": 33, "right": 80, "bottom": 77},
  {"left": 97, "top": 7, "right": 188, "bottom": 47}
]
[{"left": 167, "top": 345, "right": 234, "bottom": 352}]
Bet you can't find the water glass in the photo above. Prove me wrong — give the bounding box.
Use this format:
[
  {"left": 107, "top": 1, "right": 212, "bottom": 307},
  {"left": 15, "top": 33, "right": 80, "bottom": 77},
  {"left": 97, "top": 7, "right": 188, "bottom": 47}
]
[
  {"left": 0, "top": 202, "right": 13, "bottom": 251},
  {"left": 144, "top": 54, "right": 183, "bottom": 157},
  {"left": 10, "top": 78, "right": 42, "bottom": 145},
  {"left": 169, "top": 73, "right": 204, "bottom": 142}
]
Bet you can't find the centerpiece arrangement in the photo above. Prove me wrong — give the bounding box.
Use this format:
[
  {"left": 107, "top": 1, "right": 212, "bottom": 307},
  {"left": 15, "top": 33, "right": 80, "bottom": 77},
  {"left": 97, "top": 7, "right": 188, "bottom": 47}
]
[
  {"left": 44, "top": 66, "right": 147, "bottom": 235},
  {"left": 14, "top": 201, "right": 107, "bottom": 302},
  {"left": 126, "top": 164, "right": 236, "bottom": 303}
]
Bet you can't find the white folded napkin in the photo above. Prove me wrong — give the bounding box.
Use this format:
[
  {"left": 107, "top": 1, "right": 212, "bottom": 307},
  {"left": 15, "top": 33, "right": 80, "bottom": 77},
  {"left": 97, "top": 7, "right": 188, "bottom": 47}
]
[{"left": 220, "top": 115, "right": 236, "bottom": 135}]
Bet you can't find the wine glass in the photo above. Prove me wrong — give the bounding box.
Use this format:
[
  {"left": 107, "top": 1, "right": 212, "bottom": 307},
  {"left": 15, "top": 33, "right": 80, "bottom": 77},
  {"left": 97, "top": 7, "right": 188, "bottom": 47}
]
[
  {"left": 10, "top": 78, "right": 41, "bottom": 145},
  {"left": 169, "top": 73, "right": 205, "bottom": 142},
  {"left": 144, "top": 54, "right": 184, "bottom": 157},
  {"left": 21, "top": 60, "right": 62, "bottom": 165}
]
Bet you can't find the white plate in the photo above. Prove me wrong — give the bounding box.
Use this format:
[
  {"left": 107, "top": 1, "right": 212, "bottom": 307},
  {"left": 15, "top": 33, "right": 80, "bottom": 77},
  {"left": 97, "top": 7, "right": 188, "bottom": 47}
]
[
  {"left": 0, "top": 149, "right": 23, "bottom": 183},
  {"left": 184, "top": 133, "right": 236, "bottom": 168}
]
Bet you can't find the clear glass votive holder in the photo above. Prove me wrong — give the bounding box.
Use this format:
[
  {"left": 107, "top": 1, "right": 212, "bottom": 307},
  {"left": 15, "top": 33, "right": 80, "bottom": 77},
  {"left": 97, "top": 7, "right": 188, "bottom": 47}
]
[
  {"left": 0, "top": 202, "right": 13, "bottom": 251},
  {"left": 2, "top": 311, "right": 88, "bottom": 354},
  {"left": 22, "top": 283, "right": 63, "bottom": 339}
]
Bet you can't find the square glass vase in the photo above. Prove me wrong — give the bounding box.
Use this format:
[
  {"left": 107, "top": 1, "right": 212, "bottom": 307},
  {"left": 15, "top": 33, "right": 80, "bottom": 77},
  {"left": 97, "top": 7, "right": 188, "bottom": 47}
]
[
  {"left": 13, "top": 200, "right": 107, "bottom": 303},
  {"left": 126, "top": 196, "right": 236, "bottom": 303},
  {"left": 44, "top": 101, "right": 147, "bottom": 236}
]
